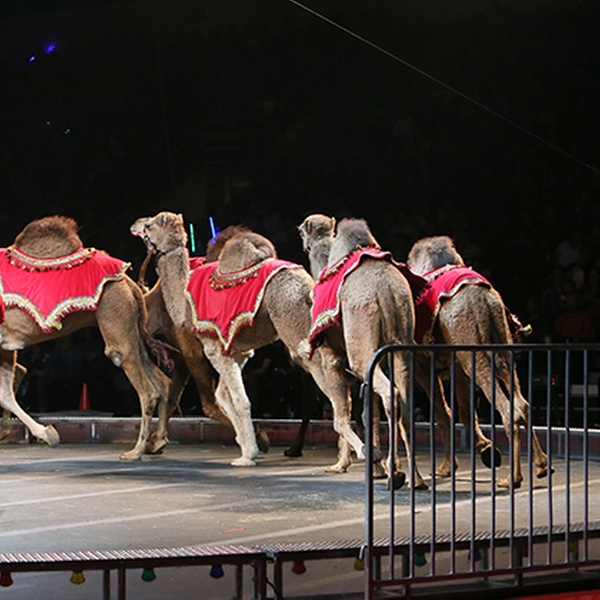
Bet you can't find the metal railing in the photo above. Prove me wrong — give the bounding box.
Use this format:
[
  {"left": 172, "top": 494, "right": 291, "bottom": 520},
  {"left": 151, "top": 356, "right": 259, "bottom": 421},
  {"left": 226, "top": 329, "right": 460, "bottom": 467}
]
[{"left": 363, "top": 343, "right": 600, "bottom": 599}]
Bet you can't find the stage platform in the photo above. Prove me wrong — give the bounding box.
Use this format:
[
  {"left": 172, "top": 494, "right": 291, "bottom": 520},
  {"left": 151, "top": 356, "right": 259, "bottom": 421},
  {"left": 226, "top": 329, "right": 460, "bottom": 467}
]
[{"left": 1, "top": 417, "right": 599, "bottom": 599}]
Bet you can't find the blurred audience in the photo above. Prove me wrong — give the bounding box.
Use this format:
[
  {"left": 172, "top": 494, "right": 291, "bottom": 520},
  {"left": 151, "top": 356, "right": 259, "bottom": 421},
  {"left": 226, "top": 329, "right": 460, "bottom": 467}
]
[{"left": 2, "top": 3, "right": 599, "bottom": 413}]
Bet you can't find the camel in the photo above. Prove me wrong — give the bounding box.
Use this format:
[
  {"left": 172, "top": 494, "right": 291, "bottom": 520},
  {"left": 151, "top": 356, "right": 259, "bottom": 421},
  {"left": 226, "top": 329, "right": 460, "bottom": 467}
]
[
  {"left": 0, "top": 215, "right": 171, "bottom": 460},
  {"left": 407, "top": 235, "right": 550, "bottom": 488},
  {"left": 141, "top": 272, "right": 270, "bottom": 455},
  {"left": 131, "top": 212, "right": 378, "bottom": 477},
  {"left": 298, "top": 214, "right": 427, "bottom": 490}
]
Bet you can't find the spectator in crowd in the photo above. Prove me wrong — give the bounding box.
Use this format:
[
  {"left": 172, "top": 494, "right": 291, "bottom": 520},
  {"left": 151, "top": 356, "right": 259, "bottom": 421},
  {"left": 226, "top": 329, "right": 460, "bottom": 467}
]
[{"left": 553, "top": 290, "right": 596, "bottom": 343}]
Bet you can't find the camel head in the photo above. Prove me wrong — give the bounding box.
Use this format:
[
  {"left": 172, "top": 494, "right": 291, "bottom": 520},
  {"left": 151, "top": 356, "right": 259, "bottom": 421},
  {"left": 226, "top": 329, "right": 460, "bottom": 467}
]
[
  {"left": 297, "top": 214, "right": 337, "bottom": 279},
  {"left": 130, "top": 212, "right": 187, "bottom": 257},
  {"left": 297, "top": 214, "right": 336, "bottom": 254},
  {"left": 131, "top": 211, "right": 190, "bottom": 328},
  {"left": 407, "top": 235, "right": 464, "bottom": 276}
]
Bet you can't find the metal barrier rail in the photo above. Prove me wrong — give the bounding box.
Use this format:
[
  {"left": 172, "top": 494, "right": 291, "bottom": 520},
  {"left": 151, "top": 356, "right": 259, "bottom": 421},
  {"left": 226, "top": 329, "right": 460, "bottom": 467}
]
[{"left": 363, "top": 343, "right": 600, "bottom": 599}]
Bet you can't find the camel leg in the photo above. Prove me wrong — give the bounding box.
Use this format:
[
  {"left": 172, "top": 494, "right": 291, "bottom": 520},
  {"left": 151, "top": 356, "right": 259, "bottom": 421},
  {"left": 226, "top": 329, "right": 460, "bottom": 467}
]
[
  {"left": 456, "top": 350, "right": 519, "bottom": 487},
  {"left": 0, "top": 350, "right": 59, "bottom": 447},
  {"left": 202, "top": 340, "right": 259, "bottom": 466},
  {"left": 374, "top": 361, "right": 421, "bottom": 490},
  {"left": 395, "top": 352, "right": 430, "bottom": 489},
  {"left": 0, "top": 362, "right": 28, "bottom": 440},
  {"left": 346, "top": 341, "right": 413, "bottom": 490},
  {"left": 146, "top": 360, "right": 190, "bottom": 454},
  {"left": 95, "top": 285, "right": 171, "bottom": 461},
  {"left": 303, "top": 347, "right": 361, "bottom": 473},
  {"left": 461, "top": 350, "right": 548, "bottom": 489},
  {"left": 453, "top": 366, "right": 501, "bottom": 470},
  {"left": 284, "top": 370, "right": 317, "bottom": 457},
  {"left": 114, "top": 348, "right": 170, "bottom": 461},
  {"left": 496, "top": 370, "right": 550, "bottom": 488},
  {"left": 415, "top": 358, "right": 457, "bottom": 478},
  {"left": 496, "top": 365, "right": 550, "bottom": 481},
  {"left": 367, "top": 397, "right": 387, "bottom": 479},
  {"left": 285, "top": 415, "right": 309, "bottom": 457}
]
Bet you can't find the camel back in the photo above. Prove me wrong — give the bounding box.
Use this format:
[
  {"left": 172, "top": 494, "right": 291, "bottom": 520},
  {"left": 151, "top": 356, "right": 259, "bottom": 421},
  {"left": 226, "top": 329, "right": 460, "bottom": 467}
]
[
  {"left": 13, "top": 215, "right": 83, "bottom": 258},
  {"left": 407, "top": 235, "right": 464, "bottom": 275}
]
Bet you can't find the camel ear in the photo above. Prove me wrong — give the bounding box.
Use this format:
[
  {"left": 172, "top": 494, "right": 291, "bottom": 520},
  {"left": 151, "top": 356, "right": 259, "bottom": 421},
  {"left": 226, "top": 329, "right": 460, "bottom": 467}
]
[
  {"left": 298, "top": 216, "right": 311, "bottom": 235},
  {"left": 177, "top": 213, "right": 184, "bottom": 224},
  {"left": 330, "top": 216, "right": 336, "bottom": 232}
]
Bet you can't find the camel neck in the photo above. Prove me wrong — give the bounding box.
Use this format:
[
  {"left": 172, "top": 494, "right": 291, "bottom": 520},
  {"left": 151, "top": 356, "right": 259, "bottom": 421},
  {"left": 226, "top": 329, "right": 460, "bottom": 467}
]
[
  {"left": 307, "top": 237, "right": 332, "bottom": 280},
  {"left": 155, "top": 246, "right": 191, "bottom": 329},
  {"left": 155, "top": 243, "right": 185, "bottom": 260}
]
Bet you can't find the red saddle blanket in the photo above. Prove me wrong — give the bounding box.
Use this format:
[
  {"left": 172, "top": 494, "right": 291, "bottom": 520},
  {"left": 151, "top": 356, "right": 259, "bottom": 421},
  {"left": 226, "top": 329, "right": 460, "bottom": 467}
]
[
  {"left": 309, "top": 247, "right": 426, "bottom": 356},
  {"left": 0, "top": 294, "right": 4, "bottom": 324},
  {"left": 186, "top": 258, "right": 301, "bottom": 354},
  {"left": 0, "top": 246, "right": 129, "bottom": 332},
  {"left": 414, "top": 264, "right": 491, "bottom": 343}
]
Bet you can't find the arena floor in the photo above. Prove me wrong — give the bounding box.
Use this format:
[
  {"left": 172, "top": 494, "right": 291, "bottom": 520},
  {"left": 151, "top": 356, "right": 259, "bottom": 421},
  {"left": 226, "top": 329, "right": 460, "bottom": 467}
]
[
  {"left": 0, "top": 434, "right": 599, "bottom": 599},
  {"left": 0, "top": 441, "right": 374, "bottom": 599}
]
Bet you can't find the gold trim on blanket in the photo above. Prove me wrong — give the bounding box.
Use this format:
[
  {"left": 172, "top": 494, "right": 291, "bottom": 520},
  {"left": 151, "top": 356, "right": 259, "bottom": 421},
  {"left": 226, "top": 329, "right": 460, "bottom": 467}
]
[
  {"left": 317, "top": 243, "right": 379, "bottom": 283},
  {"left": 6, "top": 246, "right": 95, "bottom": 271},
  {"left": 209, "top": 259, "right": 267, "bottom": 290}
]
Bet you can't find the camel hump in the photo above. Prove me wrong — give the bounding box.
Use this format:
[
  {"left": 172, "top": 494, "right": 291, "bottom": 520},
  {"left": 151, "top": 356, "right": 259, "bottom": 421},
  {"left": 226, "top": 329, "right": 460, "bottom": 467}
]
[
  {"left": 329, "top": 218, "right": 378, "bottom": 263},
  {"left": 207, "top": 225, "right": 276, "bottom": 270},
  {"left": 218, "top": 230, "right": 277, "bottom": 272},
  {"left": 407, "top": 235, "right": 464, "bottom": 275},
  {"left": 13, "top": 215, "right": 83, "bottom": 258}
]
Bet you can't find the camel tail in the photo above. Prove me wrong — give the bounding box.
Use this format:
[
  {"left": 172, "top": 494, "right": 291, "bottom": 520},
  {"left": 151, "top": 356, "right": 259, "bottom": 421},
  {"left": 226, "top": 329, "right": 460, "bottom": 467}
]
[
  {"left": 377, "top": 274, "right": 416, "bottom": 348},
  {"left": 484, "top": 290, "right": 520, "bottom": 382},
  {"left": 487, "top": 290, "right": 514, "bottom": 345}
]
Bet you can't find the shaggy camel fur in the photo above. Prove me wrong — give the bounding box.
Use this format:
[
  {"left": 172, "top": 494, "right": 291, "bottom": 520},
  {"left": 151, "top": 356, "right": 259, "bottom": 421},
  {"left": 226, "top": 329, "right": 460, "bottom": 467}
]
[
  {"left": 131, "top": 212, "right": 368, "bottom": 473},
  {"left": 407, "top": 235, "right": 550, "bottom": 488},
  {"left": 0, "top": 215, "right": 171, "bottom": 460},
  {"left": 298, "top": 214, "right": 426, "bottom": 490}
]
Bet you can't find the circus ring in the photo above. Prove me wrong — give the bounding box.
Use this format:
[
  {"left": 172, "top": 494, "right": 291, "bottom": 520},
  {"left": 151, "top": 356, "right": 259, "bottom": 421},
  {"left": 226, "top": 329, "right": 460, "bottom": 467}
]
[{"left": 1, "top": 345, "right": 600, "bottom": 599}]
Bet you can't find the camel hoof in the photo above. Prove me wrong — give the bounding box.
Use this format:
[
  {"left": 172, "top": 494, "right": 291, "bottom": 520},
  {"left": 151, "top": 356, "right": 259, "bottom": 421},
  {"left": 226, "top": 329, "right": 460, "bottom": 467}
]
[
  {"left": 387, "top": 472, "right": 406, "bottom": 491},
  {"left": 373, "top": 462, "right": 387, "bottom": 479},
  {"left": 231, "top": 457, "right": 257, "bottom": 467},
  {"left": 498, "top": 476, "right": 521, "bottom": 489},
  {"left": 42, "top": 426, "right": 60, "bottom": 448},
  {"left": 481, "top": 445, "right": 502, "bottom": 469},
  {"left": 536, "top": 465, "right": 554, "bottom": 479},
  {"left": 284, "top": 446, "right": 302, "bottom": 457},
  {"left": 325, "top": 463, "right": 349, "bottom": 474},
  {"left": 434, "top": 460, "right": 458, "bottom": 478},
  {"left": 412, "top": 479, "right": 429, "bottom": 491},
  {"left": 145, "top": 436, "right": 168, "bottom": 455},
  {"left": 120, "top": 449, "right": 142, "bottom": 461},
  {"left": 256, "top": 428, "right": 270, "bottom": 454}
]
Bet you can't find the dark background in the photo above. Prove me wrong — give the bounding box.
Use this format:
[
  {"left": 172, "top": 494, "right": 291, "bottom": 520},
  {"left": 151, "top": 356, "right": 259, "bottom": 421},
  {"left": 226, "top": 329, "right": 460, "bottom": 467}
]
[{"left": 2, "top": 0, "right": 600, "bottom": 413}]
